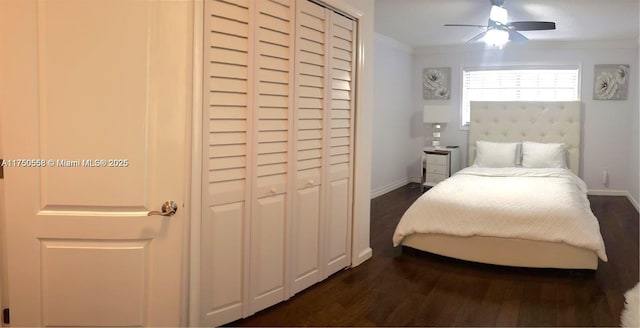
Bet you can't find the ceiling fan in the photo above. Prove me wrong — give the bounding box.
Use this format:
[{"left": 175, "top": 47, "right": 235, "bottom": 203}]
[{"left": 444, "top": 0, "right": 556, "bottom": 46}]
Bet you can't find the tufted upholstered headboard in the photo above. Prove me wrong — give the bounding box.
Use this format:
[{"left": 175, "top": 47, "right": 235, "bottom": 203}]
[{"left": 468, "top": 101, "right": 582, "bottom": 175}]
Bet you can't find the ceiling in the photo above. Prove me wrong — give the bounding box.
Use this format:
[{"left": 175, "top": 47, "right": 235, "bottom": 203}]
[{"left": 374, "top": 0, "right": 640, "bottom": 48}]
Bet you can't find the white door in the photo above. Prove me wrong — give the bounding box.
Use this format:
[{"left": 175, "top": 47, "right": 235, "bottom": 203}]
[
  {"left": 291, "top": 0, "right": 326, "bottom": 294},
  {"left": 0, "top": 1, "right": 192, "bottom": 326},
  {"left": 324, "top": 10, "right": 355, "bottom": 278}
]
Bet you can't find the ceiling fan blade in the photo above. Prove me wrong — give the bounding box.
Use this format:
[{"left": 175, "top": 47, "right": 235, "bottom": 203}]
[
  {"left": 508, "top": 30, "right": 528, "bottom": 43},
  {"left": 466, "top": 30, "right": 488, "bottom": 44},
  {"left": 445, "top": 24, "right": 487, "bottom": 28},
  {"left": 508, "top": 21, "right": 556, "bottom": 31}
]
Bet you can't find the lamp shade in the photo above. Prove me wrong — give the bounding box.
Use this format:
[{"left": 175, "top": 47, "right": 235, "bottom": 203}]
[
  {"left": 485, "top": 28, "right": 509, "bottom": 47},
  {"left": 489, "top": 5, "right": 508, "bottom": 25},
  {"left": 423, "top": 105, "right": 450, "bottom": 123}
]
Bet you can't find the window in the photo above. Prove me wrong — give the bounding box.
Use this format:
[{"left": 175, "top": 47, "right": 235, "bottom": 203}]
[{"left": 461, "top": 66, "right": 580, "bottom": 128}]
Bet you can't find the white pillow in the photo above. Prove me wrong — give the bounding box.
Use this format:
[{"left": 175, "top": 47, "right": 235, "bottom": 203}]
[
  {"left": 522, "top": 141, "right": 567, "bottom": 168},
  {"left": 474, "top": 141, "right": 519, "bottom": 168}
]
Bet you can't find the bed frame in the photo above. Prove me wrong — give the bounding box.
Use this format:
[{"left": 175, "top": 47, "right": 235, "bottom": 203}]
[{"left": 402, "top": 101, "right": 599, "bottom": 269}]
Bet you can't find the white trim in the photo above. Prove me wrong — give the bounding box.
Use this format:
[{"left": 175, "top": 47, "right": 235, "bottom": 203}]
[
  {"left": 589, "top": 190, "right": 640, "bottom": 213},
  {"left": 180, "top": 0, "right": 198, "bottom": 323},
  {"left": 413, "top": 39, "right": 640, "bottom": 56},
  {"left": 188, "top": 0, "right": 203, "bottom": 326},
  {"left": 353, "top": 247, "right": 372, "bottom": 267},
  {"left": 588, "top": 189, "right": 629, "bottom": 196},
  {"left": 374, "top": 33, "right": 413, "bottom": 54},
  {"left": 627, "top": 191, "right": 640, "bottom": 213},
  {"left": 0, "top": 180, "right": 5, "bottom": 327},
  {"left": 371, "top": 178, "right": 410, "bottom": 199},
  {"left": 315, "top": 0, "right": 363, "bottom": 19},
  {"left": 370, "top": 177, "right": 422, "bottom": 199}
]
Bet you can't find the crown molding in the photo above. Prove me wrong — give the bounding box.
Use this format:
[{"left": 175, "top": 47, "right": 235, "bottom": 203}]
[
  {"left": 374, "top": 33, "right": 414, "bottom": 54},
  {"left": 413, "top": 39, "right": 639, "bottom": 56}
]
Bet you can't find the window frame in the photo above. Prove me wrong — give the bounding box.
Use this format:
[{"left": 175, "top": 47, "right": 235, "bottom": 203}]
[{"left": 459, "top": 65, "right": 582, "bottom": 130}]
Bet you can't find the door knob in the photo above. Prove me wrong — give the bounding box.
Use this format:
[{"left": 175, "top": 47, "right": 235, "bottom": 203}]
[{"left": 147, "top": 200, "right": 178, "bottom": 217}]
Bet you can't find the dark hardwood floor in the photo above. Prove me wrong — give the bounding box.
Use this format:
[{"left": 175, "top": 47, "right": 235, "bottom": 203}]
[{"left": 228, "top": 183, "right": 639, "bottom": 327}]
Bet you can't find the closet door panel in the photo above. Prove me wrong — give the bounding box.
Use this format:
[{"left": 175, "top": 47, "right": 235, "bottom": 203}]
[
  {"left": 210, "top": 0, "right": 249, "bottom": 20},
  {"left": 255, "top": 174, "right": 287, "bottom": 199},
  {"left": 295, "top": 0, "right": 326, "bottom": 187},
  {"left": 257, "top": 107, "right": 288, "bottom": 119},
  {"left": 249, "top": 0, "right": 293, "bottom": 314},
  {"left": 209, "top": 32, "right": 247, "bottom": 52},
  {"left": 256, "top": 152, "right": 287, "bottom": 166},
  {"left": 209, "top": 16, "right": 248, "bottom": 37},
  {"left": 202, "top": 0, "right": 358, "bottom": 324},
  {"left": 202, "top": 0, "right": 250, "bottom": 325},
  {"left": 298, "top": 158, "right": 322, "bottom": 171},
  {"left": 290, "top": 0, "right": 326, "bottom": 295},
  {"left": 299, "top": 51, "right": 324, "bottom": 66},
  {"left": 250, "top": 194, "right": 286, "bottom": 312},
  {"left": 291, "top": 186, "right": 321, "bottom": 293},
  {"left": 207, "top": 180, "right": 244, "bottom": 206},
  {"left": 331, "top": 68, "right": 351, "bottom": 81},
  {"left": 201, "top": 203, "right": 244, "bottom": 326},
  {"left": 259, "top": 81, "right": 289, "bottom": 95},
  {"left": 223, "top": 0, "right": 249, "bottom": 7},
  {"left": 205, "top": 0, "right": 250, "bottom": 206},
  {"left": 295, "top": 168, "right": 321, "bottom": 189},
  {"left": 324, "top": 10, "right": 355, "bottom": 277},
  {"left": 299, "top": 74, "right": 323, "bottom": 87},
  {"left": 209, "top": 48, "right": 248, "bottom": 66},
  {"left": 298, "top": 124, "right": 322, "bottom": 135},
  {"left": 325, "top": 179, "right": 349, "bottom": 276}
]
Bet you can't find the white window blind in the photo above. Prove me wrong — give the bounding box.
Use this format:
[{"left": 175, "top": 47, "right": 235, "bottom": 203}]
[{"left": 461, "top": 67, "right": 580, "bottom": 127}]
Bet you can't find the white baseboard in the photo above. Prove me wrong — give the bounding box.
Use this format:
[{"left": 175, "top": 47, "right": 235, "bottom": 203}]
[
  {"left": 587, "top": 189, "right": 628, "bottom": 196},
  {"left": 352, "top": 247, "right": 372, "bottom": 267},
  {"left": 409, "top": 176, "right": 422, "bottom": 183},
  {"left": 588, "top": 189, "right": 628, "bottom": 196},
  {"left": 626, "top": 191, "right": 639, "bottom": 213},
  {"left": 588, "top": 189, "right": 640, "bottom": 213},
  {"left": 371, "top": 178, "right": 409, "bottom": 199}
]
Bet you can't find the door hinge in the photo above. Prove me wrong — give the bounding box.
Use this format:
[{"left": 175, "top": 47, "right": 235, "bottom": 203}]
[{"left": 2, "top": 308, "right": 9, "bottom": 324}]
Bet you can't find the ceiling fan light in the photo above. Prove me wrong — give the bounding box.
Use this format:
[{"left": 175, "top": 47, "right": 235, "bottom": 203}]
[
  {"left": 489, "top": 5, "right": 508, "bottom": 24},
  {"left": 484, "top": 28, "right": 509, "bottom": 46}
]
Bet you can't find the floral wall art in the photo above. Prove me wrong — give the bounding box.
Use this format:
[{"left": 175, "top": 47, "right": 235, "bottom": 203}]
[
  {"left": 593, "top": 64, "right": 629, "bottom": 100},
  {"left": 423, "top": 67, "right": 451, "bottom": 99}
]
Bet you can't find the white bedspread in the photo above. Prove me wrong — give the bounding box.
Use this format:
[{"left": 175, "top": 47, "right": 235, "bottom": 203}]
[{"left": 393, "top": 167, "right": 607, "bottom": 261}]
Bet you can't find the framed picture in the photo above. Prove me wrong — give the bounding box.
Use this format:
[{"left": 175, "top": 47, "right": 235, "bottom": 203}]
[
  {"left": 423, "top": 67, "right": 451, "bottom": 99},
  {"left": 593, "top": 64, "right": 629, "bottom": 100}
]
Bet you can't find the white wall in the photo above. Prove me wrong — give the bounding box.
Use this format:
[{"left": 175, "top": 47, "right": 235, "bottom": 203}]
[
  {"left": 412, "top": 42, "right": 639, "bottom": 203},
  {"left": 371, "top": 33, "right": 419, "bottom": 198},
  {"left": 629, "top": 86, "right": 639, "bottom": 209}
]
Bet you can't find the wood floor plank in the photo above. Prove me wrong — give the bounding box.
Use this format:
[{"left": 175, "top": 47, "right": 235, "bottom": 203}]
[
  {"left": 555, "top": 281, "right": 577, "bottom": 326},
  {"left": 495, "top": 280, "right": 524, "bottom": 326},
  {"left": 228, "top": 183, "right": 639, "bottom": 327}
]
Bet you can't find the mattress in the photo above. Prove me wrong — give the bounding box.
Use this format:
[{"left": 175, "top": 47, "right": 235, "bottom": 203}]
[{"left": 393, "top": 167, "right": 607, "bottom": 267}]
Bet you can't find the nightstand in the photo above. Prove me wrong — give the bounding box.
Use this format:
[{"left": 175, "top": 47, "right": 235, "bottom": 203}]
[{"left": 422, "top": 146, "right": 461, "bottom": 190}]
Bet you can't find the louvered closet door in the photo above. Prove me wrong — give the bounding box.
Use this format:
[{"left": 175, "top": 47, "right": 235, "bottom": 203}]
[
  {"left": 201, "top": 0, "right": 250, "bottom": 326},
  {"left": 324, "top": 11, "right": 355, "bottom": 277},
  {"left": 249, "top": 0, "right": 294, "bottom": 314},
  {"left": 202, "top": 0, "right": 355, "bottom": 325},
  {"left": 291, "top": 0, "right": 326, "bottom": 295}
]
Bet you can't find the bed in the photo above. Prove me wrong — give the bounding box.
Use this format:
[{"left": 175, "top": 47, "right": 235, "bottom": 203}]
[{"left": 393, "top": 101, "right": 607, "bottom": 269}]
